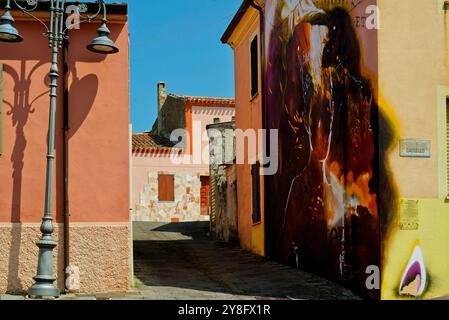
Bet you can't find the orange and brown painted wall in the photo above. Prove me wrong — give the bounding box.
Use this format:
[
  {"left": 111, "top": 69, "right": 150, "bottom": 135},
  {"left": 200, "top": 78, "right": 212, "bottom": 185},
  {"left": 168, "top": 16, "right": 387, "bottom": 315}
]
[
  {"left": 0, "top": 7, "right": 131, "bottom": 294},
  {"left": 264, "top": 0, "right": 382, "bottom": 299}
]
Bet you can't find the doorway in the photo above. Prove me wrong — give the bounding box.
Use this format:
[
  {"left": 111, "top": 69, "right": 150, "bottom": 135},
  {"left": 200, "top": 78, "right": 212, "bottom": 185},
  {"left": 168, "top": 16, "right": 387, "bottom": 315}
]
[{"left": 200, "top": 176, "right": 210, "bottom": 216}]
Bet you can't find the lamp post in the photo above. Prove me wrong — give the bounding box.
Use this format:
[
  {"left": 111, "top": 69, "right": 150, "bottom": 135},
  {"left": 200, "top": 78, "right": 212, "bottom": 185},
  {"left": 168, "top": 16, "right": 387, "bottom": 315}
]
[{"left": 0, "top": 0, "right": 119, "bottom": 299}]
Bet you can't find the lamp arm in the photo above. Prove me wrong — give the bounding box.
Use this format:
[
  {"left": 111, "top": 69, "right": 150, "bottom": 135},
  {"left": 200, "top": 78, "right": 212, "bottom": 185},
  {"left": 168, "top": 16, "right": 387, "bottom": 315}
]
[
  {"left": 11, "top": 0, "right": 49, "bottom": 34},
  {"left": 13, "top": 0, "right": 38, "bottom": 12}
]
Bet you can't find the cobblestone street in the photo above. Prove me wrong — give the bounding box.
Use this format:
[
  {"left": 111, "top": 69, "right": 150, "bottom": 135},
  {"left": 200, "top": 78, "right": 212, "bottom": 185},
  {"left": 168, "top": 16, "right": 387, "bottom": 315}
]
[
  {"left": 0, "top": 222, "right": 360, "bottom": 301},
  {"left": 131, "top": 222, "right": 360, "bottom": 300}
]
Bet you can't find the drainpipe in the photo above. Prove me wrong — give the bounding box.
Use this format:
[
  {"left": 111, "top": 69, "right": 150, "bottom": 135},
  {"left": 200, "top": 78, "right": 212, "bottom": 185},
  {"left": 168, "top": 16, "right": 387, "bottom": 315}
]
[
  {"left": 62, "top": 35, "right": 70, "bottom": 291},
  {"left": 248, "top": 0, "right": 270, "bottom": 258}
]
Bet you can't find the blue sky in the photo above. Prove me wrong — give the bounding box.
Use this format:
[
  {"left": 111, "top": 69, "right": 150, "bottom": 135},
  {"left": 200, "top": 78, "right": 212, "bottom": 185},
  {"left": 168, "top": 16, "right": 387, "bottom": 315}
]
[{"left": 122, "top": 0, "right": 242, "bottom": 133}]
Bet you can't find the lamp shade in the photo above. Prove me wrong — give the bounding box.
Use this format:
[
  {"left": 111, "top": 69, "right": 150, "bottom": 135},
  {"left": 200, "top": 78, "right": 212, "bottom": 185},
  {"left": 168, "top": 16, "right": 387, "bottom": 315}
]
[
  {"left": 87, "top": 22, "right": 118, "bottom": 54},
  {"left": 0, "top": 10, "right": 23, "bottom": 43}
]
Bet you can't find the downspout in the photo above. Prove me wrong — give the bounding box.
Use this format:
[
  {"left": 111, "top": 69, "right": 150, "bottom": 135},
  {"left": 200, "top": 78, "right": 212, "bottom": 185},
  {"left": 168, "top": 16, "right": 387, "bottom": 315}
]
[
  {"left": 62, "top": 34, "right": 70, "bottom": 291},
  {"left": 248, "top": 0, "right": 270, "bottom": 258}
]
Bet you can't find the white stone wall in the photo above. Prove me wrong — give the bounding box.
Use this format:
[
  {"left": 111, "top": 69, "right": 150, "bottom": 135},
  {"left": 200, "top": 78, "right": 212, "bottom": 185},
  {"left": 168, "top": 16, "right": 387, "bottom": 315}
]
[{"left": 133, "top": 171, "right": 209, "bottom": 222}]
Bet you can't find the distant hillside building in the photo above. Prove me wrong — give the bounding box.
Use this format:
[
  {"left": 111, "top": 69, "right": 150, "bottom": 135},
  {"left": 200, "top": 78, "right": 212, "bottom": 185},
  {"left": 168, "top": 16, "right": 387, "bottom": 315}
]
[{"left": 132, "top": 83, "right": 235, "bottom": 223}]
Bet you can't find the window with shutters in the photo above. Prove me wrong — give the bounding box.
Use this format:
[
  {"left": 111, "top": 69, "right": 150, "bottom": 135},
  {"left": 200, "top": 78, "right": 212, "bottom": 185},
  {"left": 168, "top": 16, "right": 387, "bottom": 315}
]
[
  {"left": 252, "top": 161, "right": 261, "bottom": 224},
  {"left": 158, "top": 174, "right": 175, "bottom": 202},
  {"left": 250, "top": 35, "right": 259, "bottom": 99}
]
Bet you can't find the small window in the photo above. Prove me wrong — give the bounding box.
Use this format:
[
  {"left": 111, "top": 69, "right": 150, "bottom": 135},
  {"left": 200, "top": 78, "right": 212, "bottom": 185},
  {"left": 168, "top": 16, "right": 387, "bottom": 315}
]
[
  {"left": 250, "top": 35, "right": 259, "bottom": 98},
  {"left": 252, "top": 161, "right": 261, "bottom": 224},
  {"left": 158, "top": 174, "right": 175, "bottom": 202}
]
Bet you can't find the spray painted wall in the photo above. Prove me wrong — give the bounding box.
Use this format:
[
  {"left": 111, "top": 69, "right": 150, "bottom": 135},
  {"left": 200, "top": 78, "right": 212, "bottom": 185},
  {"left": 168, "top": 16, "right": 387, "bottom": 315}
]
[{"left": 263, "top": 0, "right": 397, "bottom": 299}]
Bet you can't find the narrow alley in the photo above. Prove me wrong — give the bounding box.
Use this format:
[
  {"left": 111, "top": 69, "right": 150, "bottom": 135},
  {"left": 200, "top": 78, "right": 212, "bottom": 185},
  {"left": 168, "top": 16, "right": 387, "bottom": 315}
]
[{"left": 132, "top": 222, "right": 359, "bottom": 300}]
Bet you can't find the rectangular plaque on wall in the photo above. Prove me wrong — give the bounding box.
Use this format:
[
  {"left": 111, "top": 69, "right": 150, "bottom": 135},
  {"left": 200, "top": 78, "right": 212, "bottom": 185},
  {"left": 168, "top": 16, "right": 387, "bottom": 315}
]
[
  {"left": 399, "top": 200, "right": 420, "bottom": 231},
  {"left": 400, "top": 139, "right": 431, "bottom": 158}
]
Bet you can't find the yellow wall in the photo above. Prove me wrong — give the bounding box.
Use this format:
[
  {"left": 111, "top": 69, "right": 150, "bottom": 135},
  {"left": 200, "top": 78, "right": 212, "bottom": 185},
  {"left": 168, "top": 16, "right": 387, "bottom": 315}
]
[
  {"left": 379, "top": 0, "right": 449, "bottom": 299},
  {"left": 382, "top": 199, "right": 449, "bottom": 300}
]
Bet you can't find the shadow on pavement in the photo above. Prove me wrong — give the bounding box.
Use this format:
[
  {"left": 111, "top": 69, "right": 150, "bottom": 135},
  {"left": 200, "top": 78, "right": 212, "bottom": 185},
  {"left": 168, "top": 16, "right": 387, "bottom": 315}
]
[{"left": 132, "top": 222, "right": 360, "bottom": 300}]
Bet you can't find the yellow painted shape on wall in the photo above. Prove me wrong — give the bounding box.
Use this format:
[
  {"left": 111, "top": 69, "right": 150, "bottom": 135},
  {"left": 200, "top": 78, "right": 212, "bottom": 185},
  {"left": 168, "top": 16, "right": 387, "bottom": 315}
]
[
  {"left": 382, "top": 198, "right": 449, "bottom": 300},
  {"left": 252, "top": 223, "right": 265, "bottom": 257}
]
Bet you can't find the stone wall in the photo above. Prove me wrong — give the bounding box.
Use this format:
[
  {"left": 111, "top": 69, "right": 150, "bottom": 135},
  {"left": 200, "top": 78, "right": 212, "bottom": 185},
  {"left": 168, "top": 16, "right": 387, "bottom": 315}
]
[
  {"left": 207, "top": 121, "right": 237, "bottom": 242},
  {"left": 0, "top": 223, "right": 131, "bottom": 295},
  {"left": 214, "top": 165, "right": 239, "bottom": 243},
  {"left": 152, "top": 95, "right": 186, "bottom": 140}
]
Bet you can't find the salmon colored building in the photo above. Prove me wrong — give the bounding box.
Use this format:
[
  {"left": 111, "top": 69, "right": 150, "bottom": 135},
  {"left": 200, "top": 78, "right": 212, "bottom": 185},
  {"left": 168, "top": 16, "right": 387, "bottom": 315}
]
[
  {"left": 222, "top": 1, "right": 266, "bottom": 256},
  {"left": 132, "top": 83, "right": 235, "bottom": 223},
  {"left": 0, "top": 2, "right": 131, "bottom": 294}
]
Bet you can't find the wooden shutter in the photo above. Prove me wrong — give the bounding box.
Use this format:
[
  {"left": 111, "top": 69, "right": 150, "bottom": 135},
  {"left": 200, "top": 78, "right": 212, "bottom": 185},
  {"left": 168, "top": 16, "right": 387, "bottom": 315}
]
[
  {"left": 252, "top": 161, "right": 261, "bottom": 224},
  {"left": 158, "top": 174, "right": 175, "bottom": 202},
  {"left": 200, "top": 176, "right": 210, "bottom": 216},
  {"left": 250, "top": 35, "right": 259, "bottom": 98}
]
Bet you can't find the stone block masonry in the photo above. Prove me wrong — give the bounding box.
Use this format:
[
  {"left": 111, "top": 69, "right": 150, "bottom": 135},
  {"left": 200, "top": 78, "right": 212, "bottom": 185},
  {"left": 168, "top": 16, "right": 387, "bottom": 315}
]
[
  {"left": 134, "top": 172, "right": 208, "bottom": 223},
  {"left": 0, "top": 223, "right": 131, "bottom": 294}
]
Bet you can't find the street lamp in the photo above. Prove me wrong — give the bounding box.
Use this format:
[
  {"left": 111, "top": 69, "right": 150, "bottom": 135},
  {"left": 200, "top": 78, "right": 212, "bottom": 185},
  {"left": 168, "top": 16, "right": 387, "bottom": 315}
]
[{"left": 0, "top": 0, "right": 119, "bottom": 299}]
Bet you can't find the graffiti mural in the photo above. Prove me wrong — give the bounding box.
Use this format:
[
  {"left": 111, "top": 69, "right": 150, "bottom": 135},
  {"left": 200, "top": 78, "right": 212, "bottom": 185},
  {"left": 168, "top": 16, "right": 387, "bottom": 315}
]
[
  {"left": 264, "top": 0, "right": 397, "bottom": 298},
  {"left": 399, "top": 243, "right": 427, "bottom": 297}
]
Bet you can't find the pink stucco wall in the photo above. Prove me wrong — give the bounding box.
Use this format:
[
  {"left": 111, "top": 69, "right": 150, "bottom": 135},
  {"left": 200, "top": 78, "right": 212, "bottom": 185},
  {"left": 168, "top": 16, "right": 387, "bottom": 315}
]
[
  {"left": 192, "top": 105, "right": 235, "bottom": 164},
  {"left": 0, "top": 18, "right": 130, "bottom": 224},
  {"left": 66, "top": 22, "right": 130, "bottom": 223}
]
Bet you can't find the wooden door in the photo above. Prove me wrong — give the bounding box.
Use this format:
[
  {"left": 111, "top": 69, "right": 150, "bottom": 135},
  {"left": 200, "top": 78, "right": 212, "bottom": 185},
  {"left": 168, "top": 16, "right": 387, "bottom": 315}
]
[{"left": 200, "top": 176, "right": 210, "bottom": 216}]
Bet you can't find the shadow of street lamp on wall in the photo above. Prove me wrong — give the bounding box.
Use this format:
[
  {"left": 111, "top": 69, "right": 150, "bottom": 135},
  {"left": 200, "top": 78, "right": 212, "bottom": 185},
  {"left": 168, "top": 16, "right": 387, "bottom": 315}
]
[{"left": 0, "top": 0, "right": 119, "bottom": 299}]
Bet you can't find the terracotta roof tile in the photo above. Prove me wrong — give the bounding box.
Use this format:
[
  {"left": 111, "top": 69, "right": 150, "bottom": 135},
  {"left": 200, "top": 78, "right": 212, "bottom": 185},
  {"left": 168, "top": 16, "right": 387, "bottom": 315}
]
[
  {"left": 132, "top": 133, "right": 177, "bottom": 153},
  {"left": 168, "top": 94, "right": 235, "bottom": 107}
]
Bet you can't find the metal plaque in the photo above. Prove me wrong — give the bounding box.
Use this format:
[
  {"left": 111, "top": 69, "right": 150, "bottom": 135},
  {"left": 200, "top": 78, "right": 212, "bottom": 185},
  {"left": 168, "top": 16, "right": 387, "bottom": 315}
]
[
  {"left": 400, "top": 139, "right": 431, "bottom": 158},
  {"left": 399, "top": 200, "right": 419, "bottom": 231}
]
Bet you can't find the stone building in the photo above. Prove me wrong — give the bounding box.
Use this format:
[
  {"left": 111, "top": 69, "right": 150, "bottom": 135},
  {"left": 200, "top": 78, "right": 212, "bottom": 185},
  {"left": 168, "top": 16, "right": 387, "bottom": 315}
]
[
  {"left": 132, "top": 83, "right": 235, "bottom": 223},
  {"left": 207, "top": 120, "right": 238, "bottom": 243}
]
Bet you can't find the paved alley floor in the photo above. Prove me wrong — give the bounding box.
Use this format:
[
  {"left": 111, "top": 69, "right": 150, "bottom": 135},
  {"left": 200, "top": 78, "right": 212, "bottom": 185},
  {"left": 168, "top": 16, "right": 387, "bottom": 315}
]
[{"left": 131, "top": 222, "right": 360, "bottom": 300}]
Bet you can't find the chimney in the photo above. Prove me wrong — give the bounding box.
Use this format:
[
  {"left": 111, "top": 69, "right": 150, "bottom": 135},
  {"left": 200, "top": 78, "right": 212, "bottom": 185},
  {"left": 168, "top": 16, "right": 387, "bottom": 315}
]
[
  {"left": 157, "top": 82, "right": 167, "bottom": 112},
  {"left": 157, "top": 82, "right": 167, "bottom": 135}
]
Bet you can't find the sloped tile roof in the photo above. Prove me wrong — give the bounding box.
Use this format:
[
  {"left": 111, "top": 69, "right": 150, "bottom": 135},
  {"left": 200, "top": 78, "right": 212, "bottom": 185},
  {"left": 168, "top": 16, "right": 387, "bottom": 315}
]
[
  {"left": 168, "top": 94, "right": 235, "bottom": 107},
  {"left": 132, "top": 132, "right": 176, "bottom": 153}
]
